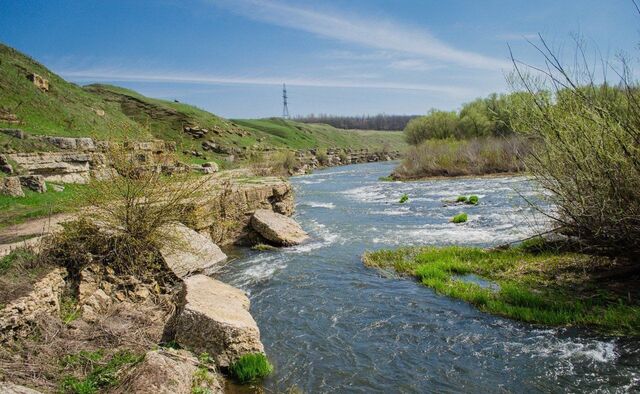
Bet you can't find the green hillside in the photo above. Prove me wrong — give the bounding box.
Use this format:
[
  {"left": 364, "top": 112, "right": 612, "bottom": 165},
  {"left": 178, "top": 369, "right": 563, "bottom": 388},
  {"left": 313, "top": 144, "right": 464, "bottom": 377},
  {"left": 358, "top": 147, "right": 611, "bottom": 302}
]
[{"left": 0, "top": 42, "right": 405, "bottom": 159}]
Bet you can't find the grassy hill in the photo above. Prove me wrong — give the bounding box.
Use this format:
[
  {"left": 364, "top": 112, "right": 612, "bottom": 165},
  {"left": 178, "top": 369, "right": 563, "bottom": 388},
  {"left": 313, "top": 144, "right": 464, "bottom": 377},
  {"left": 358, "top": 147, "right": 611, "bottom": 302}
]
[{"left": 0, "top": 42, "right": 405, "bottom": 160}]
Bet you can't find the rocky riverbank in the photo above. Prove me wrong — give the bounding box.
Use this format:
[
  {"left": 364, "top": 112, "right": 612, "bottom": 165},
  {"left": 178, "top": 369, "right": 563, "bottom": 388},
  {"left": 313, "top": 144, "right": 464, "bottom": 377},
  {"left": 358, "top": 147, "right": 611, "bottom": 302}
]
[{"left": 0, "top": 170, "right": 307, "bottom": 393}]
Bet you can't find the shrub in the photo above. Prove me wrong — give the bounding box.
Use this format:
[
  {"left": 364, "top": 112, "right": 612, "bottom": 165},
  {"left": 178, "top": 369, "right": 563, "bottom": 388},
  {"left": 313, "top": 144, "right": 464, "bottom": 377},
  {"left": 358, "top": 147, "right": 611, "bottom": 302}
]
[
  {"left": 229, "top": 353, "right": 273, "bottom": 383},
  {"left": 249, "top": 150, "right": 299, "bottom": 176},
  {"left": 393, "top": 136, "right": 529, "bottom": 179},
  {"left": 399, "top": 194, "right": 409, "bottom": 204},
  {"left": 315, "top": 149, "right": 329, "bottom": 166},
  {"left": 45, "top": 144, "right": 210, "bottom": 278},
  {"left": 509, "top": 36, "right": 640, "bottom": 258},
  {"left": 452, "top": 213, "right": 468, "bottom": 223},
  {"left": 466, "top": 195, "right": 479, "bottom": 205},
  {"left": 456, "top": 196, "right": 467, "bottom": 203}
]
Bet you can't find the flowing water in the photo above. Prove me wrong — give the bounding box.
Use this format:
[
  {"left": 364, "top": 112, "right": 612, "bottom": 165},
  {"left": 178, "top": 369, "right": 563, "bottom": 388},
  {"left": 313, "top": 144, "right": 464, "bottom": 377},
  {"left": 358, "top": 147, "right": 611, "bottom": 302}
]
[{"left": 218, "top": 162, "right": 640, "bottom": 393}]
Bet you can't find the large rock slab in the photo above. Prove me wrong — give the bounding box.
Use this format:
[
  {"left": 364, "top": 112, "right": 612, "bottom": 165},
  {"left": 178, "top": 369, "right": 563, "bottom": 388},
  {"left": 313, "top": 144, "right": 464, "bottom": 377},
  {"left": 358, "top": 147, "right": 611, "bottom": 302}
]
[
  {"left": 174, "top": 275, "right": 264, "bottom": 367},
  {"left": 251, "top": 209, "right": 309, "bottom": 246},
  {"left": 0, "top": 176, "right": 24, "bottom": 197},
  {"left": 159, "top": 223, "right": 227, "bottom": 279},
  {"left": 113, "top": 349, "right": 222, "bottom": 394}
]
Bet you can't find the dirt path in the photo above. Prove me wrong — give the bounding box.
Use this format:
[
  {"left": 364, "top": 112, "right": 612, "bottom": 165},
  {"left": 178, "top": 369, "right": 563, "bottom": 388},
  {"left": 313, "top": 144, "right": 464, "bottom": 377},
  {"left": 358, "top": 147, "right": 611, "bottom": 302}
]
[{"left": 0, "top": 213, "right": 74, "bottom": 256}]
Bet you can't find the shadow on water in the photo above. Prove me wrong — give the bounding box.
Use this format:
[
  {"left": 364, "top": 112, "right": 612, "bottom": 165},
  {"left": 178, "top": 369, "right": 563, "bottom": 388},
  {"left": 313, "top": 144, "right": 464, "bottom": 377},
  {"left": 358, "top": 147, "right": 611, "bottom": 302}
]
[{"left": 218, "top": 162, "right": 640, "bottom": 393}]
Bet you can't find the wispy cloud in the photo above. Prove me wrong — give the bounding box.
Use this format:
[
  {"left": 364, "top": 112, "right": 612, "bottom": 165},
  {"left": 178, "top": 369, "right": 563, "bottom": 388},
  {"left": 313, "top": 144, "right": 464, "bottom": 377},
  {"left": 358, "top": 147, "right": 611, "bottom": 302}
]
[
  {"left": 59, "top": 68, "right": 476, "bottom": 97},
  {"left": 209, "top": 0, "right": 511, "bottom": 70},
  {"left": 388, "top": 59, "right": 442, "bottom": 72},
  {"left": 496, "top": 33, "right": 539, "bottom": 41}
]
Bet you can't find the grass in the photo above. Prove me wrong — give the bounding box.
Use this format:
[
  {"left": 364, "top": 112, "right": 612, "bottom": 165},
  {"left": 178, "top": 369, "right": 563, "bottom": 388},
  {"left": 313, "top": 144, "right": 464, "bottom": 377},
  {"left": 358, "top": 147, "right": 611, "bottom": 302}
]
[
  {"left": 456, "top": 196, "right": 467, "bottom": 203},
  {"left": 392, "top": 136, "right": 528, "bottom": 180},
  {"left": 363, "top": 244, "right": 640, "bottom": 335},
  {"left": 452, "top": 213, "right": 468, "bottom": 223},
  {"left": 467, "top": 195, "right": 479, "bottom": 205},
  {"left": 0, "top": 183, "right": 85, "bottom": 228},
  {"left": 399, "top": 194, "right": 409, "bottom": 204},
  {"left": 0, "top": 248, "right": 51, "bottom": 305},
  {"left": 59, "top": 350, "right": 143, "bottom": 394},
  {"left": 228, "top": 353, "right": 273, "bottom": 383}
]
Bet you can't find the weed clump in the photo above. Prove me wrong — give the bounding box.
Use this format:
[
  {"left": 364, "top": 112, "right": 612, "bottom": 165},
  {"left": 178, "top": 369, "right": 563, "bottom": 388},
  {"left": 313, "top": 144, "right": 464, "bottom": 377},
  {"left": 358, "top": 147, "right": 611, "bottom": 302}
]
[
  {"left": 399, "top": 194, "right": 409, "bottom": 204},
  {"left": 452, "top": 213, "right": 468, "bottom": 223},
  {"left": 229, "top": 353, "right": 273, "bottom": 383},
  {"left": 466, "top": 195, "right": 479, "bottom": 205},
  {"left": 456, "top": 196, "right": 467, "bottom": 203}
]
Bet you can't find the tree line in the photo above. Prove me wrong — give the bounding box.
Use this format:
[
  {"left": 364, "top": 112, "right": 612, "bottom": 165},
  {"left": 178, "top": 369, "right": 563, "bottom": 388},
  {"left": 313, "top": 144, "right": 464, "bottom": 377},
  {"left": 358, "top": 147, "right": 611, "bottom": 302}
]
[{"left": 294, "top": 114, "right": 418, "bottom": 131}]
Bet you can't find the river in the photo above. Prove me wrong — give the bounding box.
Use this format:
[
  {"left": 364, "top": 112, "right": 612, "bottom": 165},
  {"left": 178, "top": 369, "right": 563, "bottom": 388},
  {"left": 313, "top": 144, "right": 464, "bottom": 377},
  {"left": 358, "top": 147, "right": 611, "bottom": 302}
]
[{"left": 218, "top": 161, "right": 639, "bottom": 393}]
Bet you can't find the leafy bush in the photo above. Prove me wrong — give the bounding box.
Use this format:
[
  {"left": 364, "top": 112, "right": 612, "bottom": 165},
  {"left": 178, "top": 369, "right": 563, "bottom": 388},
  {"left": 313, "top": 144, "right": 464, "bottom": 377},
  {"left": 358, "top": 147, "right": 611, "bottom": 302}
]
[
  {"left": 229, "top": 353, "right": 273, "bottom": 383},
  {"left": 452, "top": 213, "right": 468, "bottom": 223},
  {"left": 509, "top": 36, "right": 640, "bottom": 258},
  {"left": 399, "top": 194, "right": 409, "bottom": 204},
  {"left": 315, "top": 149, "right": 329, "bottom": 166},
  {"left": 466, "top": 195, "right": 479, "bottom": 205}
]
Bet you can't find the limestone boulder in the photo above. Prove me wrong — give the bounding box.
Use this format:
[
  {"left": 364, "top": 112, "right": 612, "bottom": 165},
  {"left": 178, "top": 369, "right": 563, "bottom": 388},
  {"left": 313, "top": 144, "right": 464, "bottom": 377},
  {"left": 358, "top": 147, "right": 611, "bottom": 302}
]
[
  {"left": 113, "top": 349, "right": 222, "bottom": 394},
  {"left": 159, "top": 222, "right": 227, "bottom": 279},
  {"left": 0, "top": 176, "right": 24, "bottom": 197},
  {"left": 251, "top": 209, "right": 308, "bottom": 246},
  {"left": 19, "top": 175, "right": 47, "bottom": 193},
  {"left": 174, "top": 275, "right": 264, "bottom": 367}
]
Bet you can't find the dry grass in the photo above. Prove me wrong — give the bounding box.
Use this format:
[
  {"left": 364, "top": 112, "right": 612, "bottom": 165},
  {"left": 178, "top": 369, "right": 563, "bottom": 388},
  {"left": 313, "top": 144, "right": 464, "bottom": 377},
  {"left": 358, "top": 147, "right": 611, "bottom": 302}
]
[{"left": 392, "top": 136, "right": 530, "bottom": 179}]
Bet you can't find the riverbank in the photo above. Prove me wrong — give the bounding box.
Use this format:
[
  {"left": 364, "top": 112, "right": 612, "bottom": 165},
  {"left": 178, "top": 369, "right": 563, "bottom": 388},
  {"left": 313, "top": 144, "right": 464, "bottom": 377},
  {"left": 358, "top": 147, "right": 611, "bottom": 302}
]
[{"left": 363, "top": 241, "right": 640, "bottom": 336}]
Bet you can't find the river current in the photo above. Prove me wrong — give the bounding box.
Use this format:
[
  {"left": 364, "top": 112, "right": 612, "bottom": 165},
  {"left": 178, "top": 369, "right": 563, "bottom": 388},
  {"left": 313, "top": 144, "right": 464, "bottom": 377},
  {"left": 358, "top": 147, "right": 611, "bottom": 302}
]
[{"left": 218, "top": 162, "right": 639, "bottom": 393}]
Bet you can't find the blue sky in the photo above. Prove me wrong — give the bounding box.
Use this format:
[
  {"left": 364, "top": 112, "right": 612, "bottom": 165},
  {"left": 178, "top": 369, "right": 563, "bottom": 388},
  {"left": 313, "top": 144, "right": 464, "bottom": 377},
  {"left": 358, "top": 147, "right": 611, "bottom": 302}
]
[{"left": 1, "top": 0, "right": 638, "bottom": 118}]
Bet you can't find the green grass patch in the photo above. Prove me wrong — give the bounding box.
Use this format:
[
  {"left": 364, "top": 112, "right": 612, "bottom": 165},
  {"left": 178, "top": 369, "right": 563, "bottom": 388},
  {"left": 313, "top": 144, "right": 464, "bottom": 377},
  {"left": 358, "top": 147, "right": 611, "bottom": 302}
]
[
  {"left": 252, "top": 243, "right": 278, "bottom": 251},
  {"left": 399, "top": 194, "right": 409, "bottom": 204},
  {"left": 362, "top": 245, "right": 640, "bottom": 335},
  {"left": 466, "top": 195, "right": 479, "bottom": 205},
  {"left": 452, "top": 213, "right": 468, "bottom": 223},
  {"left": 229, "top": 353, "right": 273, "bottom": 383},
  {"left": 0, "top": 183, "right": 86, "bottom": 228},
  {"left": 59, "top": 350, "right": 143, "bottom": 394}
]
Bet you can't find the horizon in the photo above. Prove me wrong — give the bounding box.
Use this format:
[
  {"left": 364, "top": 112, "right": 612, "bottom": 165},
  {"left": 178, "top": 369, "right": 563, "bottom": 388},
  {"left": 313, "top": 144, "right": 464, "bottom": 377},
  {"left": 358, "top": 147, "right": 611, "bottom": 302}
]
[{"left": 1, "top": 0, "right": 637, "bottom": 118}]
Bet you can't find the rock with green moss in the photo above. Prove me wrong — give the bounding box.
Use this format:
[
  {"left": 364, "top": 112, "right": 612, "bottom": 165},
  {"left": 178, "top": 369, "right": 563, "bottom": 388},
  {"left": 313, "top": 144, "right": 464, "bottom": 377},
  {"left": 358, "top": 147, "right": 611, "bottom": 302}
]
[{"left": 452, "top": 213, "right": 468, "bottom": 223}]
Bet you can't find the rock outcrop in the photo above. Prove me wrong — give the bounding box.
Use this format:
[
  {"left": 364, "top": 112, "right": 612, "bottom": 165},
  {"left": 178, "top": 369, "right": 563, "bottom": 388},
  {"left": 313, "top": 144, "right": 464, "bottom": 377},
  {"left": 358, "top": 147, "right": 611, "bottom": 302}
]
[
  {"left": 159, "top": 222, "right": 227, "bottom": 279},
  {"left": 114, "top": 349, "right": 222, "bottom": 394},
  {"left": 19, "top": 175, "right": 46, "bottom": 193},
  {"left": 251, "top": 209, "right": 309, "bottom": 246},
  {"left": 174, "top": 275, "right": 264, "bottom": 367},
  {"left": 0, "top": 176, "right": 24, "bottom": 197},
  {"left": 0, "top": 268, "right": 67, "bottom": 343}
]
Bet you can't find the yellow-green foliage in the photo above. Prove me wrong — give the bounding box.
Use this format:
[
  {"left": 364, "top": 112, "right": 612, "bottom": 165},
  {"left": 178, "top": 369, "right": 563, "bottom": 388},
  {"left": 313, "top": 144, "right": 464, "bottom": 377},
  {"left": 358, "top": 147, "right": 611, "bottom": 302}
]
[
  {"left": 509, "top": 41, "right": 640, "bottom": 258},
  {"left": 393, "top": 136, "right": 528, "bottom": 179},
  {"left": 363, "top": 245, "right": 640, "bottom": 335},
  {"left": 452, "top": 213, "right": 468, "bottom": 223}
]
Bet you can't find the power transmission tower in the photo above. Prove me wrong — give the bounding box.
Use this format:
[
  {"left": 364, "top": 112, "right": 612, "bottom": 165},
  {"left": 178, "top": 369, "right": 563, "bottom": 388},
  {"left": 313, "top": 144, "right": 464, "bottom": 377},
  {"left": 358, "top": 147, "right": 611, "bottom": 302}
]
[{"left": 282, "top": 83, "right": 290, "bottom": 119}]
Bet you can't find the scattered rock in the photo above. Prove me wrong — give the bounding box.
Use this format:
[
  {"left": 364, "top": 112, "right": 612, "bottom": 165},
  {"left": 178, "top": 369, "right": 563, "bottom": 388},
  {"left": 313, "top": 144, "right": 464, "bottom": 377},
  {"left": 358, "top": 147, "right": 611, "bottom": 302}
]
[
  {"left": 159, "top": 222, "right": 227, "bottom": 279},
  {"left": 174, "top": 275, "right": 265, "bottom": 367},
  {"left": 0, "top": 268, "right": 67, "bottom": 343},
  {"left": 0, "top": 128, "right": 26, "bottom": 139},
  {"left": 202, "top": 162, "right": 219, "bottom": 172},
  {"left": 0, "top": 154, "right": 13, "bottom": 174},
  {"left": 19, "top": 175, "right": 47, "bottom": 193},
  {"left": 50, "top": 183, "right": 65, "bottom": 192},
  {"left": 251, "top": 209, "right": 309, "bottom": 246},
  {"left": 93, "top": 108, "right": 105, "bottom": 117},
  {"left": 0, "top": 176, "right": 24, "bottom": 197},
  {"left": 27, "top": 73, "right": 49, "bottom": 92}
]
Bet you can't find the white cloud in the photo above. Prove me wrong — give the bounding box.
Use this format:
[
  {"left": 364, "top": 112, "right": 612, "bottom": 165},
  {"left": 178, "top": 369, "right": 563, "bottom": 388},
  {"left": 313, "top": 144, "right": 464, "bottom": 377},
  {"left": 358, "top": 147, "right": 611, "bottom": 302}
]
[
  {"left": 209, "top": 0, "right": 511, "bottom": 70},
  {"left": 496, "top": 33, "right": 539, "bottom": 41},
  {"left": 388, "top": 59, "right": 441, "bottom": 72},
  {"left": 59, "top": 68, "right": 476, "bottom": 97}
]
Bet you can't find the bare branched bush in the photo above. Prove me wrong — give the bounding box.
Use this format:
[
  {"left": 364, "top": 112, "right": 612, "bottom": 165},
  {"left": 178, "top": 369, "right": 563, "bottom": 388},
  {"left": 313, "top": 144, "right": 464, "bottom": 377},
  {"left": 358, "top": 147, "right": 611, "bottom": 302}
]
[
  {"left": 46, "top": 144, "right": 211, "bottom": 278},
  {"left": 392, "top": 136, "right": 529, "bottom": 179},
  {"left": 508, "top": 35, "right": 640, "bottom": 258}
]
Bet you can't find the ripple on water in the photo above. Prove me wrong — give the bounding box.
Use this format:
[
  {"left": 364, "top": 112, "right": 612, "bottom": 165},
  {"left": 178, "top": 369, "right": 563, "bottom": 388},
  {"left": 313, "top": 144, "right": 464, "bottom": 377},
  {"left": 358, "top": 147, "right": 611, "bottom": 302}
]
[{"left": 218, "top": 162, "right": 640, "bottom": 393}]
